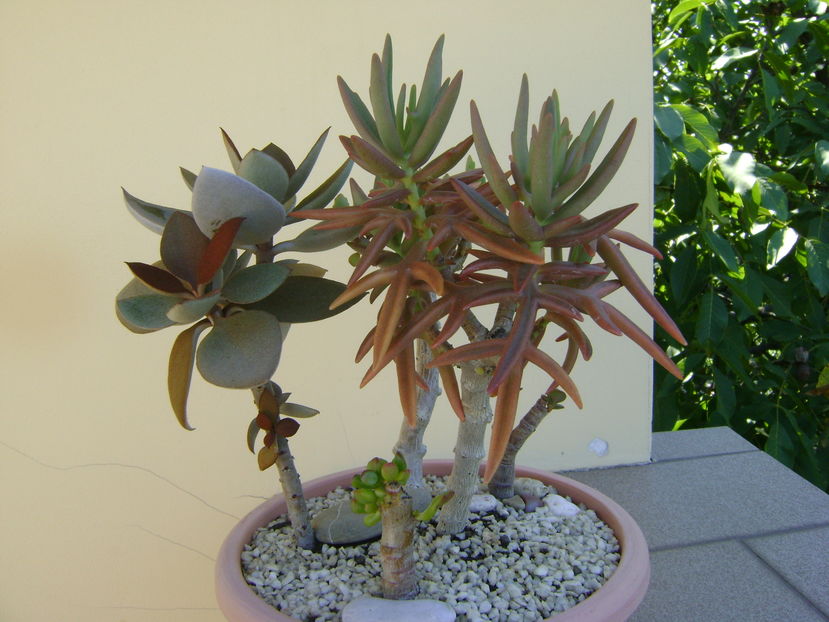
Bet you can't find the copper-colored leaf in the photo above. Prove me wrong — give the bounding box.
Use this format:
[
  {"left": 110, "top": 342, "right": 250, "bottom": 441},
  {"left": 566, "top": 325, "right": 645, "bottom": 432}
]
[
  {"left": 197, "top": 216, "right": 245, "bottom": 285},
  {"left": 454, "top": 222, "right": 544, "bottom": 265},
  {"left": 508, "top": 201, "right": 544, "bottom": 242},
  {"left": 603, "top": 304, "right": 684, "bottom": 380},
  {"left": 394, "top": 344, "right": 418, "bottom": 426},
  {"left": 483, "top": 368, "right": 523, "bottom": 483},
  {"left": 596, "top": 236, "right": 686, "bottom": 345},
  {"left": 126, "top": 262, "right": 190, "bottom": 295},
  {"left": 488, "top": 299, "right": 537, "bottom": 394},
  {"left": 547, "top": 204, "right": 637, "bottom": 247},
  {"left": 258, "top": 387, "right": 280, "bottom": 416},
  {"left": 275, "top": 417, "right": 300, "bottom": 438},
  {"left": 340, "top": 135, "right": 405, "bottom": 179},
  {"left": 524, "top": 345, "right": 583, "bottom": 408},
  {"left": 606, "top": 229, "right": 663, "bottom": 259},
  {"left": 413, "top": 135, "right": 474, "bottom": 183},
  {"left": 437, "top": 365, "right": 465, "bottom": 420},
  {"left": 168, "top": 320, "right": 210, "bottom": 431}
]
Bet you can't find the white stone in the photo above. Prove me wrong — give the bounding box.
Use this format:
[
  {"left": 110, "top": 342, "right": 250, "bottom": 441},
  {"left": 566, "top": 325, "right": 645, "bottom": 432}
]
[
  {"left": 342, "top": 596, "right": 456, "bottom": 622},
  {"left": 513, "top": 477, "right": 550, "bottom": 498},
  {"left": 544, "top": 494, "right": 582, "bottom": 517},
  {"left": 468, "top": 493, "right": 498, "bottom": 513}
]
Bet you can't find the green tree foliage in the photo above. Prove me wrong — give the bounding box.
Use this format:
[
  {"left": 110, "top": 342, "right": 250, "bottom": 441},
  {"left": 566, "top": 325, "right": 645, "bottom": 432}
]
[{"left": 652, "top": 0, "right": 829, "bottom": 490}]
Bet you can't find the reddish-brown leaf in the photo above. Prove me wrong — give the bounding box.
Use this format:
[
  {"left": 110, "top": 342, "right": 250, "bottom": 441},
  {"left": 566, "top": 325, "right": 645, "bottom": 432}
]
[
  {"left": 602, "top": 304, "right": 684, "bottom": 379},
  {"left": 126, "top": 262, "right": 190, "bottom": 295},
  {"left": 197, "top": 217, "right": 244, "bottom": 285},
  {"left": 454, "top": 221, "right": 544, "bottom": 265},
  {"left": 275, "top": 417, "right": 300, "bottom": 438},
  {"left": 483, "top": 368, "right": 523, "bottom": 483},
  {"left": 488, "top": 299, "right": 538, "bottom": 394},
  {"left": 437, "top": 365, "right": 465, "bottom": 421},
  {"left": 395, "top": 344, "right": 418, "bottom": 426},
  {"left": 547, "top": 204, "right": 637, "bottom": 247},
  {"left": 524, "top": 345, "right": 583, "bottom": 408}
]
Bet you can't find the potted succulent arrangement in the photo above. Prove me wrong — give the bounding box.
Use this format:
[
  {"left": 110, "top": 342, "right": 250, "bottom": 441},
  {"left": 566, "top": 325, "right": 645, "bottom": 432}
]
[{"left": 116, "top": 35, "right": 684, "bottom": 622}]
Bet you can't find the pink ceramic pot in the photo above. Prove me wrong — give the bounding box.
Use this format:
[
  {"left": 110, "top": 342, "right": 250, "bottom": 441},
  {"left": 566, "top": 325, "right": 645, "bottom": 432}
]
[{"left": 216, "top": 460, "right": 650, "bottom": 622}]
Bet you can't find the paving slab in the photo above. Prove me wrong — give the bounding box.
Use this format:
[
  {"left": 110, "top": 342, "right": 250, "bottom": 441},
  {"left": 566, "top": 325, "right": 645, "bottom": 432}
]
[
  {"left": 651, "top": 426, "right": 757, "bottom": 462},
  {"left": 629, "top": 540, "right": 829, "bottom": 622},
  {"left": 745, "top": 525, "right": 829, "bottom": 617},
  {"left": 565, "top": 450, "right": 829, "bottom": 549}
]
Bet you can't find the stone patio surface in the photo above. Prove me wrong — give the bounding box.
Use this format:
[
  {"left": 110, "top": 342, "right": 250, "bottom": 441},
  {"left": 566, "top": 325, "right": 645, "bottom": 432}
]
[{"left": 565, "top": 426, "right": 829, "bottom": 621}]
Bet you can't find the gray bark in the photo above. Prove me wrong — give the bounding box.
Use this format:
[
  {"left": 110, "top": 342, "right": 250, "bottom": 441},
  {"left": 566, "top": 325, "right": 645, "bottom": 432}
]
[
  {"left": 393, "top": 339, "right": 439, "bottom": 511},
  {"left": 436, "top": 364, "right": 493, "bottom": 534}
]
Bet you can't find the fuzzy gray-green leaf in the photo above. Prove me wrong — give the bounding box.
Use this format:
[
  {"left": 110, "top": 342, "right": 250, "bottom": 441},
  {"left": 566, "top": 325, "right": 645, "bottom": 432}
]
[
  {"left": 116, "top": 275, "right": 182, "bottom": 333},
  {"left": 239, "top": 150, "right": 290, "bottom": 202},
  {"left": 249, "top": 276, "right": 360, "bottom": 323},
  {"left": 196, "top": 310, "right": 282, "bottom": 388},
  {"left": 166, "top": 293, "right": 222, "bottom": 324},
  {"left": 122, "top": 188, "right": 190, "bottom": 235},
  {"left": 223, "top": 263, "right": 290, "bottom": 304}
]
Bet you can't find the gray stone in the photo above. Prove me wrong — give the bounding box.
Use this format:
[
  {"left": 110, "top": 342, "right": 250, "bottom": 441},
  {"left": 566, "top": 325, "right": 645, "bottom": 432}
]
[
  {"left": 543, "top": 494, "right": 581, "bottom": 517},
  {"left": 312, "top": 500, "right": 382, "bottom": 545},
  {"left": 513, "top": 477, "right": 550, "bottom": 498},
  {"left": 503, "top": 495, "right": 525, "bottom": 510},
  {"left": 342, "top": 596, "right": 456, "bottom": 622}
]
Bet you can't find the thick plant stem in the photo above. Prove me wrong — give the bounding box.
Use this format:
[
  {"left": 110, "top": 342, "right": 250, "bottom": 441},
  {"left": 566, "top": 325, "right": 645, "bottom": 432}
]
[
  {"left": 380, "top": 483, "right": 418, "bottom": 599},
  {"left": 274, "top": 432, "right": 316, "bottom": 550},
  {"left": 437, "top": 364, "right": 493, "bottom": 534},
  {"left": 488, "top": 394, "right": 552, "bottom": 499},
  {"left": 393, "top": 339, "right": 439, "bottom": 511}
]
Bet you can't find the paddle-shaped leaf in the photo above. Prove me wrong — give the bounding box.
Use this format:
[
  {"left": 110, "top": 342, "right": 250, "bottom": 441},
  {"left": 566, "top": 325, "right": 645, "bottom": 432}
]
[
  {"left": 222, "top": 263, "right": 290, "bottom": 304},
  {"left": 196, "top": 310, "right": 282, "bottom": 388},
  {"left": 239, "top": 149, "right": 290, "bottom": 202},
  {"left": 168, "top": 319, "right": 210, "bottom": 430},
  {"left": 249, "top": 276, "right": 361, "bottom": 322},
  {"left": 116, "top": 275, "right": 181, "bottom": 333},
  {"left": 126, "top": 262, "right": 190, "bottom": 295},
  {"left": 160, "top": 212, "right": 208, "bottom": 288},
  {"left": 191, "top": 167, "right": 285, "bottom": 245},
  {"left": 166, "top": 293, "right": 222, "bottom": 324}
]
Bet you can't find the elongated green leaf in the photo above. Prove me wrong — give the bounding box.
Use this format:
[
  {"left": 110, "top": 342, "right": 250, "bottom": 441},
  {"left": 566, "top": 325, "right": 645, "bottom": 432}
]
[
  {"left": 695, "top": 288, "right": 728, "bottom": 346},
  {"left": 470, "top": 100, "right": 517, "bottom": 208},
  {"left": 412, "top": 135, "right": 473, "bottom": 182},
  {"left": 408, "top": 70, "right": 463, "bottom": 168},
  {"left": 167, "top": 293, "right": 221, "bottom": 324},
  {"left": 261, "top": 142, "right": 296, "bottom": 177},
  {"left": 369, "top": 54, "right": 403, "bottom": 158},
  {"left": 529, "top": 112, "right": 556, "bottom": 220},
  {"left": 122, "top": 188, "right": 190, "bottom": 235},
  {"left": 196, "top": 310, "right": 282, "bottom": 388},
  {"left": 407, "top": 35, "right": 445, "bottom": 150},
  {"left": 292, "top": 159, "right": 353, "bottom": 214},
  {"left": 222, "top": 263, "right": 290, "bottom": 304},
  {"left": 557, "top": 118, "right": 636, "bottom": 218},
  {"left": 511, "top": 74, "right": 530, "bottom": 182},
  {"left": 168, "top": 320, "right": 210, "bottom": 430},
  {"left": 583, "top": 100, "right": 613, "bottom": 165},
  {"left": 246, "top": 418, "right": 260, "bottom": 454},
  {"left": 249, "top": 276, "right": 362, "bottom": 322},
  {"left": 220, "top": 128, "right": 242, "bottom": 172},
  {"left": 712, "top": 47, "right": 758, "bottom": 71},
  {"left": 718, "top": 150, "right": 757, "bottom": 195},
  {"left": 275, "top": 224, "right": 361, "bottom": 253},
  {"left": 239, "top": 149, "right": 290, "bottom": 202},
  {"left": 713, "top": 367, "right": 735, "bottom": 424},
  {"left": 285, "top": 128, "right": 329, "bottom": 198},
  {"left": 340, "top": 135, "right": 404, "bottom": 179},
  {"left": 337, "top": 76, "right": 381, "bottom": 146}
]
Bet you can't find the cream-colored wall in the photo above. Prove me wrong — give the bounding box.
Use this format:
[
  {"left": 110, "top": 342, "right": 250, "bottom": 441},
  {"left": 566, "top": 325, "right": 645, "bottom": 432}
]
[{"left": 0, "top": 1, "right": 654, "bottom": 620}]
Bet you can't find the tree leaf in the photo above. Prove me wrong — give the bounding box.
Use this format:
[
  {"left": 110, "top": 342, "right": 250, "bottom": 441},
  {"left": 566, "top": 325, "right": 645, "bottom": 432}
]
[
  {"left": 717, "top": 151, "right": 757, "bottom": 194},
  {"left": 711, "top": 47, "right": 758, "bottom": 71},
  {"left": 191, "top": 167, "right": 285, "bottom": 245},
  {"left": 701, "top": 229, "right": 740, "bottom": 273},
  {"left": 766, "top": 227, "right": 799, "bottom": 268},
  {"left": 695, "top": 288, "right": 728, "bottom": 346},
  {"left": 805, "top": 239, "right": 829, "bottom": 296},
  {"left": 673, "top": 103, "right": 718, "bottom": 149},
  {"left": 248, "top": 276, "right": 361, "bottom": 323},
  {"left": 222, "top": 263, "right": 290, "bottom": 304},
  {"left": 196, "top": 310, "right": 282, "bottom": 388},
  {"left": 168, "top": 320, "right": 210, "bottom": 430},
  {"left": 654, "top": 103, "right": 684, "bottom": 140},
  {"left": 815, "top": 140, "right": 829, "bottom": 180},
  {"left": 713, "top": 367, "right": 735, "bottom": 424}
]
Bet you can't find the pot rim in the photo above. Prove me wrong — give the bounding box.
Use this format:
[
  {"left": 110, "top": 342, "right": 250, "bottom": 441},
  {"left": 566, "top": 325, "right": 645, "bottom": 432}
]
[{"left": 216, "top": 459, "right": 649, "bottom": 622}]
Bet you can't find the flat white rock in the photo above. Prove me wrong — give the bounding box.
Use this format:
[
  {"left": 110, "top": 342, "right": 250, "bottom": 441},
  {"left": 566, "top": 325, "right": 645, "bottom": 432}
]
[
  {"left": 468, "top": 493, "right": 498, "bottom": 513},
  {"left": 544, "top": 494, "right": 581, "bottom": 517},
  {"left": 342, "top": 596, "right": 456, "bottom": 622}
]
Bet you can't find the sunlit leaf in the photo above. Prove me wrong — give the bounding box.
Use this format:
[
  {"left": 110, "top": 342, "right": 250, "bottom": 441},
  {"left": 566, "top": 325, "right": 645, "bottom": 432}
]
[{"left": 766, "top": 227, "right": 799, "bottom": 268}]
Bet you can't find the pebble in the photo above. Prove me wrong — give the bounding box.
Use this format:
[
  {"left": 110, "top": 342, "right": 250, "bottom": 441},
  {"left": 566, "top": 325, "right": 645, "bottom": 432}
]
[
  {"left": 543, "top": 494, "right": 582, "bottom": 517},
  {"left": 468, "top": 493, "right": 498, "bottom": 513},
  {"left": 341, "top": 596, "right": 456, "bottom": 622},
  {"left": 242, "top": 475, "right": 619, "bottom": 622}
]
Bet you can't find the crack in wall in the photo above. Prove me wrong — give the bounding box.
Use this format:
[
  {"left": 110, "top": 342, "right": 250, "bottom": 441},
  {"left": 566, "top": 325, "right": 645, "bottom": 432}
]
[
  {"left": 132, "top": 524, "right": 215, "bottom": 562},
  {"left": 0, "top": 440, "right": 239, "bottom": 520}
]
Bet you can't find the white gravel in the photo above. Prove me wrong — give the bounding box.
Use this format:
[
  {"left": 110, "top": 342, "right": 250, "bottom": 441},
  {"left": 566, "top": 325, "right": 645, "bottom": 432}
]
[{"left": 242, "top": 476, "right": 620, "bottom": 622}]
